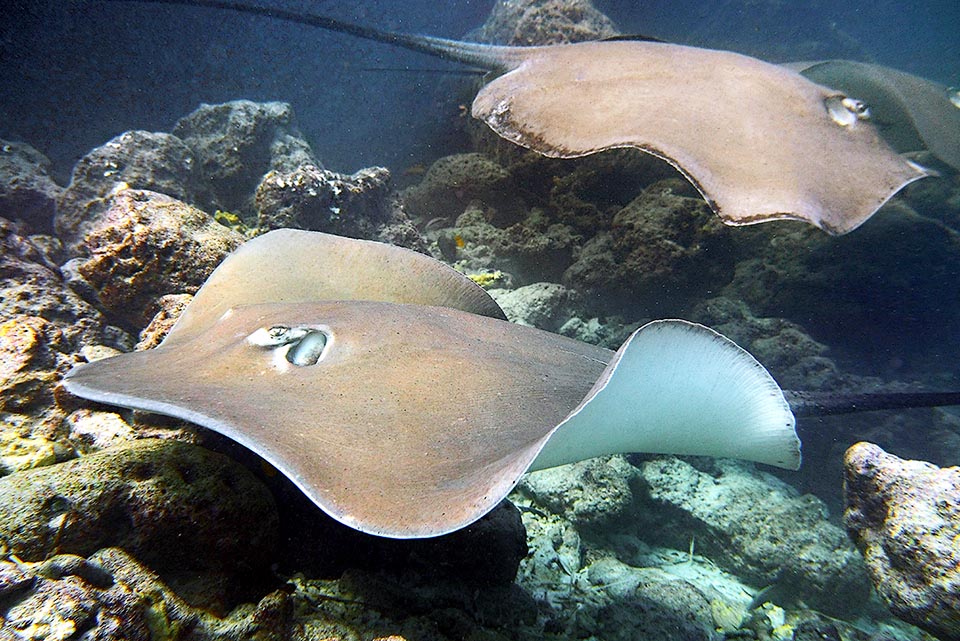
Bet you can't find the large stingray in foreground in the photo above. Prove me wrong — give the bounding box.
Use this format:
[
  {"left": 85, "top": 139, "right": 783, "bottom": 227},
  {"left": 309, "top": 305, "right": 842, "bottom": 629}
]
[
  {"left": 62, "top": 231, "right": 960, "bottom": 538},
  {"left": 63, "top": 230, "right": 801, "bottom": 537},
  {"left": 107, "top": 0, "right": 928, "bottom": 234}
]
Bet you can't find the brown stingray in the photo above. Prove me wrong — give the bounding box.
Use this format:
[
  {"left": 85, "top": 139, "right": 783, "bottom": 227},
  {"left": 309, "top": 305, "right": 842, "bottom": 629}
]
[
  {"left": 65, "top": 300, "right": 610, "bottom": 537},
  {"left": 472, "top": 41, "right": 928, "bottom": 234},
  {"left": 786, "top": 60, "right": 960, "bottom": 172},
  {"left": 62, "top": 231, "right": 800, "bottom": 538},
  {"left": 111, "top": 1, "right": 928, "bottom": 234}
]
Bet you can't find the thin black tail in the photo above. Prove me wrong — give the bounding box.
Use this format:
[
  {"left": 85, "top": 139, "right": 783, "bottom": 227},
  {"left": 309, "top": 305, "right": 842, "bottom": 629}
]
[
  {"left": 104, "top": 0, "right": 521, "bottom": 70},
  {"left": 784, "top": 390, "right": 960, "bottom": 417}
]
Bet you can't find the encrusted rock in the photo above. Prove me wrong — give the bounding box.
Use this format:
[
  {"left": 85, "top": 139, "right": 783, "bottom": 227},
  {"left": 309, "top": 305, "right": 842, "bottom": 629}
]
[
  {"left": 173, "top": 99, "right": 319, "bottom": 215},
  {"left": 691, "top": 296, "right": 839, "bottom": 389},
  {"left": 0, "top": 315, "right": 70, "bottom": 415},
  {"left": 451, "top": 205, "right": 578, "bottom": 284},
  {"left": 135, "top": 293, "right": 193, "bottom": 350},
  {"left": 634, "top": 457, "right": 871, "bottom": 616},
  {"left": 0, "top": 139, "right": 63, "bottom": 233},
  {"left": 0, "top": 548, "right": 293, "bottom": 640},
  {"left": 0, "top": 438, "right": 278, "bottom": 611},
  {"left": 0, "top": 218, "right": 105, "bottom": 352},
  {"left": 255, "top": 163, "right": 394, "bottom": 238},
  {"left": 521, "top": 456, "right": 638, "bottom": 529},
  {"left": 55, "top": 130, "right": 200, "bottom": 250},
  {"left": 76, "top": 189, "right": 243, "bottom": 331},
  {"left": 471, "top": 0, "right": 619, "bottom": 45},
  {"left": 586, "top": 559, "right": 717, "bottom": 641},
  {"left": 843, "top": 442, "right": 960, "bottom": 641},
  {"left": 401, "top": 152, "right": 525, "bottom": 226},
  {"left": 489, "top": 281, "right": 579, "bottom": 331},
  {"left": 563, "top": 183, "right": 736, "bottom": 317},
  {"left": 727, "top": 202, "right": 960, "bottom": 370}
]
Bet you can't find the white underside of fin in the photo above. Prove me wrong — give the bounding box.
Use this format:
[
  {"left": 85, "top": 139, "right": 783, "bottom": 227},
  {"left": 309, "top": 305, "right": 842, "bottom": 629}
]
[{"left": 531, "top": 320, "right": 801, "bottom": 471}]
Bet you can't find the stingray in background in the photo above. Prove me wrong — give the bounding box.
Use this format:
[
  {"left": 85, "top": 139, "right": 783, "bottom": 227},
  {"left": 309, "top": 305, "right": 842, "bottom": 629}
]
[
  {"left": 102, "top": 0, "right": 929, "bottom": 235},
  {"left": 62, "top": 230, "right": 960, "bottom": 538}
]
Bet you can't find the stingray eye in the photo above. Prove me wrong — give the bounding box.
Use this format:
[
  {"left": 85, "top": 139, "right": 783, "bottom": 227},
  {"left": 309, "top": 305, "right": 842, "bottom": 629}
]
[
  {"left": 284, "top": 329, "right": 328, "bottom": 366},
  {"left": 245, "top": 325, "right": 329, "bottom": 366},
  {"left": 826, "top": 95, "right": 870, "bottom": 126}
]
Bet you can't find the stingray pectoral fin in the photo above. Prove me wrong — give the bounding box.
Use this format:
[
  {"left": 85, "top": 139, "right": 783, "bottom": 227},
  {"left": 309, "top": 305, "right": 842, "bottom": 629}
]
[
  {"left": 531, "top": 320, "right": 800, "bottom": 471},
  {"left": 163, "top": 229, "right": 506, "bottom": 347}
]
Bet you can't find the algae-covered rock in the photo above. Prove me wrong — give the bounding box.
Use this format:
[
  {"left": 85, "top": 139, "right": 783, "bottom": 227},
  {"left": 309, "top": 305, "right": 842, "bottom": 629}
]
[
  {"left": 520, "top": 456, "right": 638, "bottom": 530},
  {"left": 0, "top": 139, "right": 63, "bottom": 233},
  {"left": 843, "top": 442, "right": 960, "bottom": 641},
  {"left": 76, "top": 189, "right": 243, "bottom": 330},
  {"left": 634, "top": 457, "right": 871, "bottom": 617},
  {"left": 255, "top": 163, "right": 393, "bottom": 237},
  {"left": 0, "top": 548, "right": 293, "bottom": 640},
  {"left": 471, "top": 0, "right": 618, "bottom": 45},
  {"left": 55, "top": 130, "right": 200, "bottom": 250},
  {"left": 586, "top": 560, "right": 717, "bottom": 641},
  {"left": 401, "top": 152, "right": 526, "bottom": 226},
  {"left": 489, "top": 282, "right": 579, "bottom": 331},
  {"left": 0, "top": 315, "right": 70, "bottom": 415},
  {"left": 690, "top": 296, "right": 840, "bottom": 389},
  {"left": 563, "top": 183, "right": 736, "bottom": 317},
  {"left": 451, "top": 206, "right": 579, "bottom": 284},
  {"left": 727, "top": 202, "right": 960, "bottom": 371},
  {"left": 0, "top": 438, "right": 278, "bottom": 611},
  {"left": 173, "top": 99, "right": 319, "bottom": 215},
  {"left": 0, "top": 217, "right": 106, "bottom": 352}
]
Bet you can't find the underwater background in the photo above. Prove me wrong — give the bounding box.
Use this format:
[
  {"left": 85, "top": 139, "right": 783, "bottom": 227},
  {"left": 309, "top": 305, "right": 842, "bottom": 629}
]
[
  {"left": 1, "top": 1, "right": 959, "bottom": 640},
  {"left": 2, "top": 0, "right": 959, "bottom": 178}
]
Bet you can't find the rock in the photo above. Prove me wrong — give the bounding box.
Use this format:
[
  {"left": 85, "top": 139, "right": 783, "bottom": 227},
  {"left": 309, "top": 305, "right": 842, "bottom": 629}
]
[
  {"left": 0, "top": 219, "right": 117, "bottom": 470},
  {"left": 563, "top": 183, "right": 736, "bottom": 317},
  {"left": 520, "top": 456, "right": 638, "bottom": 529},
  {"left": 255, "top": 163, "right": 394, "bottom": 238},
  {"left": 0, "top": 315, "right": 70, "bottom": 415},
  {"left": 690, "top": 296, "right": 840, "bottom": 389},
  {"left": 843, "top": 442, "right": 960, "bottom": 641},
  {"left": 0, "top": 438, "right": 278, "bottom": 611},
  {"left": 471, "top": 0, "right": 619, "bottom": 45},
  {"left": 173, "top": 99, "right": 319, "bottom": 215},
  {"left": 401, "top": 153, "right": 525, "bottom": 226},
  {"left": 557, "top": 315, "right": 642, "bottom": 349},
  {"left": 727, "top": 202, "right": 960, "bottom": 371},
  {"left": 135, "top": 293, "right": 193, "bottom": 349},
  {"left": 634, "top": 457, "right": 871, "bottom": 616},
  {"left": 55, "top": 130, "right": 200, "bottom": 250},
  {"left": 489, "top": 282, "right": 579, "bottom": 331},
  {"left": 545, "top": 150, "right": 685, "bottom": 236},
  {"left": 451, "top": 206, "right": 579, "bottom": 285},
  {"left": 0, "top": 218, "right": 106, "bottom": 352},
  {"left": 61, "top": 409, "right": 137, "bottom": 454},
  {"left": 586, "top": 560, "right": 717, "bottom": 641},
  {"left": 0, "top": 548, "right": 293, "bottom": 640},
  {"left": 75, "top": 189, "right": 243, "bottom": 331},
  {"left": 0, "top": 139, "right": 63, "bottom": 233}
]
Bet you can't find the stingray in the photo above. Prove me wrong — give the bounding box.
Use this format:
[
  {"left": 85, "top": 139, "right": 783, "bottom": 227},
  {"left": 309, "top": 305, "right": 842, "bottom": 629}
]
[
  {"left": 785, "top": 60, "right": 960, "bottom": 172},
  {"left": 105, "top": 0, "right": 927, "bottom": 234},
  {"left": 62, "top": 230, "right": 960, "bottom": 538}
]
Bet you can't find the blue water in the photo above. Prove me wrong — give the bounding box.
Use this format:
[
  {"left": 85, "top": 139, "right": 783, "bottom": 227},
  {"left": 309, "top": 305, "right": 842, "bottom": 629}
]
[{"left": 2, "top": 1, "right": 957, "bottom": 179}]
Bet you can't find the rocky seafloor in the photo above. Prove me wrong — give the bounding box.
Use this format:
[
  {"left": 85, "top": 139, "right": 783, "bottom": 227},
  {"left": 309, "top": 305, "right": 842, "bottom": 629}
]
[{"left": 2, "top": 2, "right": 960, "bottom": 640}]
